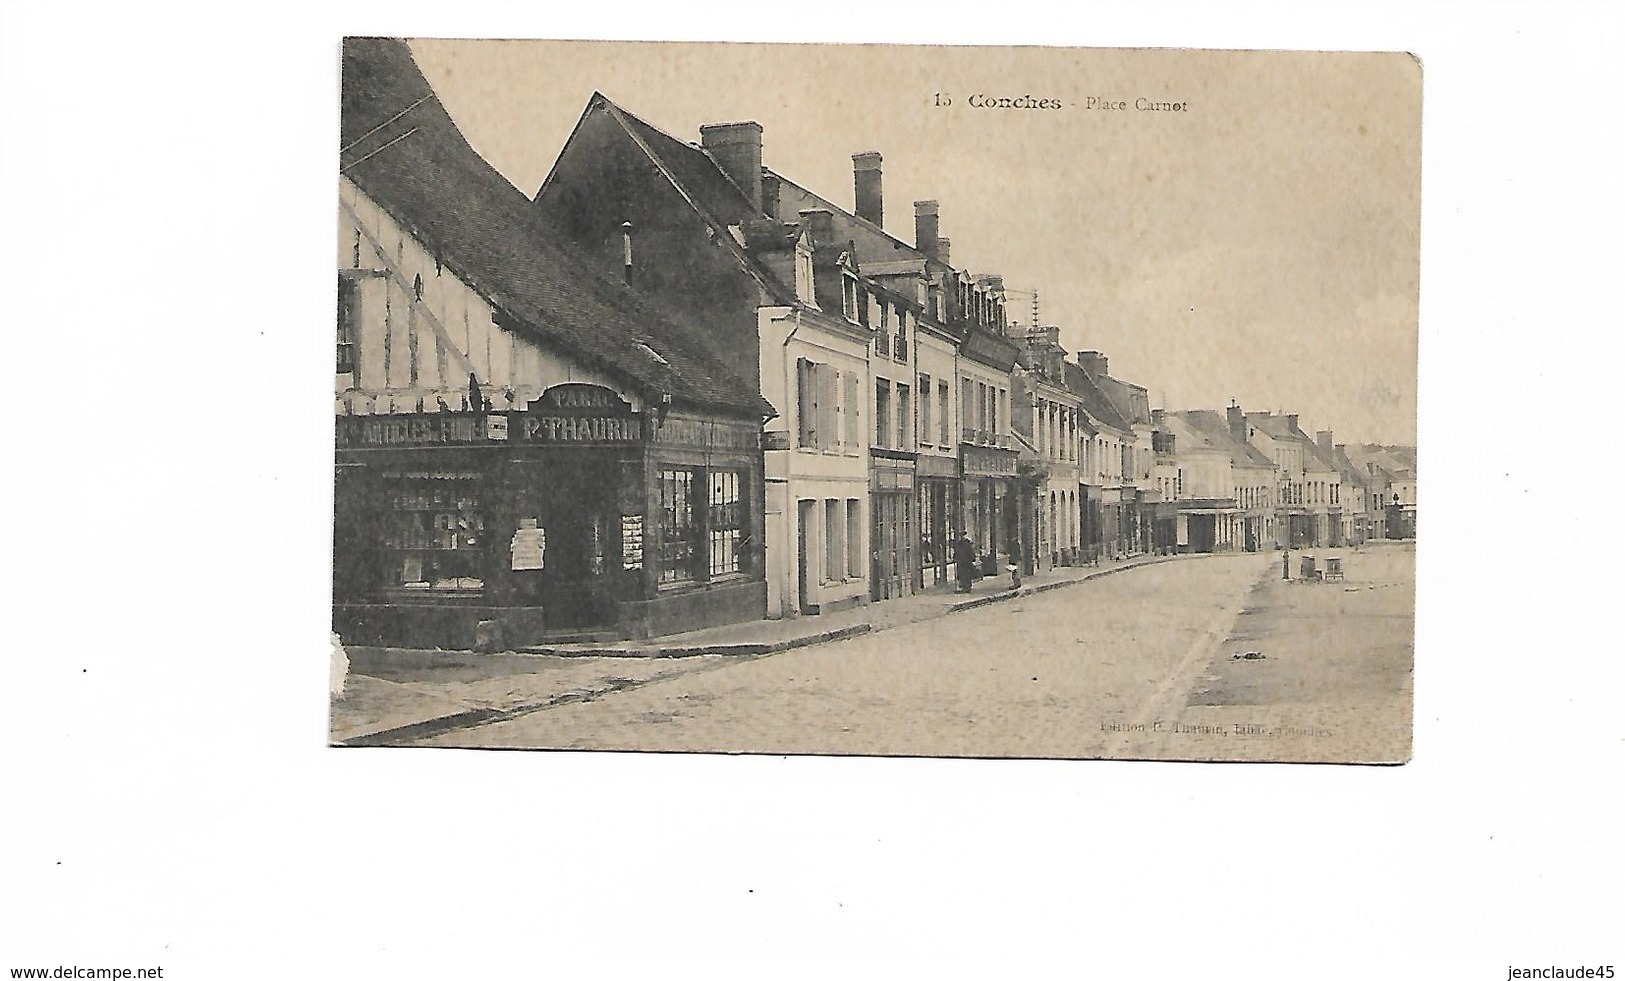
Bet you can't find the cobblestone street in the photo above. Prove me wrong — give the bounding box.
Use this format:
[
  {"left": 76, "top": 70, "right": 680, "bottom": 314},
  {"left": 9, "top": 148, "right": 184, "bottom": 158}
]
[{"left": 395, "top": 546, "right": 1413, "bottom": 760}]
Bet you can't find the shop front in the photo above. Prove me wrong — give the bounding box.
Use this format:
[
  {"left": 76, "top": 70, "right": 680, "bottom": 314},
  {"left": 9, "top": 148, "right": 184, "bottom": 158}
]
[
  {"left": 961, "top": 443, "right": 1020, "bottom": 576},
  {"left": 916, "top": 454, "right": 960, "bottom": 589},
  {"left": 333, "top": 383, "right": 765, "bottom": 649},
  {"left": 870, "top": 449, "right": 917, "bottom": 602}
]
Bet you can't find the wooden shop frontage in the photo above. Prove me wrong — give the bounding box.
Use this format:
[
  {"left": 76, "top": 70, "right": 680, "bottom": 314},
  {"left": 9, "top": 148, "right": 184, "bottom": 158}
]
[{"left": 333, "top": 383, "right": 765, "bottom": 650}]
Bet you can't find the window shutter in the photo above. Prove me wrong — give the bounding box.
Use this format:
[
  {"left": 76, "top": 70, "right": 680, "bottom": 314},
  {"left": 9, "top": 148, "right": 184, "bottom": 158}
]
[
  {"left": 818, "top": 364, "right": 838, "bottom": 451},
  {"left": 847, "top": 371, "right": 861, "bottom": 453},
  {"left": 834, "top": 368, "right": 844, "bottom": 449},
  {"left": 797, "top": 358, "right": 815, "bottom": 447}
]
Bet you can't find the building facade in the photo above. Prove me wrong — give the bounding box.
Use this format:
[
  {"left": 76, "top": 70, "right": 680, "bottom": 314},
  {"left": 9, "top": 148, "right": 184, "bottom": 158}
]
[{"left": 335, "top": 41, "right": 770, "bottom": 648}]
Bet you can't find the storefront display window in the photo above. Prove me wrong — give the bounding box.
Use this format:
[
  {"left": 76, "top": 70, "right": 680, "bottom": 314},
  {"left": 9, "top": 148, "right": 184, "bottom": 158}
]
[
  {"left": 383, "top": 476, "right": 485, "bottom": 590},
  {"left": 664, "top": 467, "right": 748, "bottom": 585},
  {"left": 708, "top": 470, "right": 744, "bottom": 578},
  {"left": 659, "top": 468, "right": 696, "bottom": 585}
]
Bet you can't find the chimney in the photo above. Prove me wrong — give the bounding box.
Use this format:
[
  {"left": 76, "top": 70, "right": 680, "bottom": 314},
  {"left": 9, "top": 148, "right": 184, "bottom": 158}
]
[
  {"left": 1286, "top": 413, "right": 1299, "bottom": 432},
  {"left": 700, "top": 121, "right": 764, "bottom": 212},
  {"left": 1316, "top": 430, "right": 1334, "bottom": 454},
  {"left": 798, "top": 208, "right": 835, "bottom": 249},
  {"left": 1227, "top": 404, "right": 1246, "bottom": 443},
  {"left": 853, "top": 151, "right": 884, "bottom": 227},
  {"left": 936, "top": 237, "right": 951, "bottom": 265},
  {"left": 1078, "top": 350, "right": 1108, "bottom": 378},
  {"left": 1152, "top": 408, "right": 1165, "bottom": 428},
  {"left": 914, "top": 200, "right": 940, "bottom": 258},
  {"left": 761, "top": 172, "right": 781, "bottom": 219}
]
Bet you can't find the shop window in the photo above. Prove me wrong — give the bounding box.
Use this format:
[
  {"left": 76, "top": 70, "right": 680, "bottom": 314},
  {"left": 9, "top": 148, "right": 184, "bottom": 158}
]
[
  {"left": 659, "top": 469, "right": 698, "bottom": 585},
  {"left": 384, "top": 477, "right": 485, "bottom": 590},
  {"left": 708, "top": 470, "right": 745, "bottom": 578}
]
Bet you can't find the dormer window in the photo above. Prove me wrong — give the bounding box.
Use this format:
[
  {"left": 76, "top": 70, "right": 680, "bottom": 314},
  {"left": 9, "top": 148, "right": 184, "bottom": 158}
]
[
  {"left": 841, "top": 273, "right": 860, "bottom": 323},
  {"left": 794, "top": 243, "right": 815, "bottom": 305}
]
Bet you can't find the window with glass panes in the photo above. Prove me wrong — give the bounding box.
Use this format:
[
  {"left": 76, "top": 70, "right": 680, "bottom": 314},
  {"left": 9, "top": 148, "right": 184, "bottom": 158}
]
[
  {"left": 708, "top": 470, "right": 745, "bottom": 577},
  {"left": 383, "top": 476, "right": 486, "bottom": 590},
  {"left": 658, "top": 469, "right": 697, "bottom": 584}
]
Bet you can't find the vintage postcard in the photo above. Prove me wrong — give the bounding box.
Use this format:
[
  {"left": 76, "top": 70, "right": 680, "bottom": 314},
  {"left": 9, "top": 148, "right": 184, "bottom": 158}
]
[{"left": 330, "top": 38, "right": 1419, "bottom": 763}]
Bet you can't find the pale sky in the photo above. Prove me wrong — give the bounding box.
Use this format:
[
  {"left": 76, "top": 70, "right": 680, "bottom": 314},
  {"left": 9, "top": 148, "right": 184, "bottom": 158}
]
[{"left": 407, "top": 39, "right": 1420, "bottom": 445}]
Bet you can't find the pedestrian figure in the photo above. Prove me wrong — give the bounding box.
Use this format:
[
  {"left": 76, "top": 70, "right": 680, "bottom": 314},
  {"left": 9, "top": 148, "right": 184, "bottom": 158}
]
[{"left": 953, "top": 532, "right": 977, "bottom": 593}]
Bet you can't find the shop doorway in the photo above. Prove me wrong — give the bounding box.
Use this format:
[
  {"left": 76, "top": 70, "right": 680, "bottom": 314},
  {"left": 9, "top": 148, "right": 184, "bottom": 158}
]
[{"left": 534, "top": 453, "right": 621, "bottom": 630}]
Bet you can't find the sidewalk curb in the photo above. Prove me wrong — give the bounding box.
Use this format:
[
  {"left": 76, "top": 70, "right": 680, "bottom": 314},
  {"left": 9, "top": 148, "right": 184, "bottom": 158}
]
[
  {"left": 518, "top": 622, "right": 871, "bottom": 660},
  {"left": 944, "top": 554, "right": 1188, "bottom": 614}
]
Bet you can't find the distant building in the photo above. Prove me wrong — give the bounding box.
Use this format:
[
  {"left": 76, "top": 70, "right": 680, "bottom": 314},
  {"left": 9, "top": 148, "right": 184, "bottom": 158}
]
[
  {"left": 1157, "top": 409, "right": 1276, "bottom": 552},
  {"left": 1348, "top": 444, "right": 1418, "bottom": 539}
]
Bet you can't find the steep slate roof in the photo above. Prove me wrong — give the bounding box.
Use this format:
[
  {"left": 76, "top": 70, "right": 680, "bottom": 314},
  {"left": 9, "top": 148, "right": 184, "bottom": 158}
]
[
  {"left": 536, "top": 94, "right": 800, "bottom": 307},
  {"left": 1332, "top": 445, "right": 1370, "bottom": 486},
  {"left": 1095, "top": 374, "right": 1153, "bottom": 427},
  {"left": 766, "top": 167, "right": 930, "bottom": 267},
  {"left": 1246, "top": 413, "right": 1338, "bottom": 471},
  {"left": 1172, "top": 410, "right": 1276, "bottom": 469},
  {"left": 1064, "top": 362, "right": 1132, "bottom": 435},
  {"left": 1348, "top": 444, "right": 1418, "bottom": 480},
  {"left": 340, "top": 38, "right": 771, "bottom": 418}
]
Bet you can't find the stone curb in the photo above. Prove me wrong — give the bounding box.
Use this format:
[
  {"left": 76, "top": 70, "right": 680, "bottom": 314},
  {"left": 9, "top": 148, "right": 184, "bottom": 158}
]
[
  {"left": 944, "top": 554, "right": 1188, "bottom": 614},
  {"left": 518, "top": 622, "right": 871, "bottom": 660}
]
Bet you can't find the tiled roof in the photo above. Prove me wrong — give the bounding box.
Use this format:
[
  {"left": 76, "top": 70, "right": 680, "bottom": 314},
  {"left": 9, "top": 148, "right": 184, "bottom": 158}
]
[
  {"left": 1094, "top": 374, "right": 1152, "bottom": 426},
  {"left": 340, "top": 38, "right": 771, "bottom": 419},
  {"left": 1170, "top": 410, "right": 1275, "bottom": 468},
  {"left": 1246, "top": 413, "right": 1338, "bottom": 471},
  {"left": 1063, "top": 363, "right": 1132, "bottom": 434}
]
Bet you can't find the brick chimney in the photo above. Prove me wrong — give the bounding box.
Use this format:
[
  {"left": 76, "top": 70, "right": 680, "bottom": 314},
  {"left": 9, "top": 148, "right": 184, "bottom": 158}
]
[
  {"left": 761, "top": 171, "right": 781, "bottom": 219},
  {"left": 914, "top": 200, "right": 939, "bottom": 258},
  {"left": 1285, "top": 413, "right": 1299, "bottom": 432},
  {"left": 1227, "top": 404, "right": 1246, "bottom": 444},
  {"left": 853, "top": 151, "right": 883, "bottom": 227},
  {"left": 701, "top": 121, "right": 764, "bottom": 212},
  {"left": 1316, "top": 430, "right": 1334, "bottom": 454},
  {"left": 1078, "top": 350, "right": 1108, "bottom": 378},
  {"left": 937, "top": 237, "right": 951, "bottom": 265},
  {"left": 798, "top": 208, "right": 835, "bottom": 249}
]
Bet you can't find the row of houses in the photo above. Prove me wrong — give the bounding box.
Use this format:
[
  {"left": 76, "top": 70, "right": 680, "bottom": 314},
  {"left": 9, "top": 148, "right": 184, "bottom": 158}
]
[{"left": 332, "top": 39, "right": 1416, "bottom": 650}]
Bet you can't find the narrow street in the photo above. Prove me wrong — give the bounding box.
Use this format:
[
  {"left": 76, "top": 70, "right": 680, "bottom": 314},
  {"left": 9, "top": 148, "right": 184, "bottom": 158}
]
[{"left": 407, "top": 548, "right": 1412, "bottom": 760}]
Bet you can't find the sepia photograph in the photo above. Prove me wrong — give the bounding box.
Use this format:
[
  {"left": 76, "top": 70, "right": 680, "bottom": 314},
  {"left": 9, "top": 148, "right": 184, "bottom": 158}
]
[
  {"left": 330, "top": 37, "right": 1420, "bottom": 762},
  {"left": 7, "top": 3, "right": 1623, "bottom": 978}
]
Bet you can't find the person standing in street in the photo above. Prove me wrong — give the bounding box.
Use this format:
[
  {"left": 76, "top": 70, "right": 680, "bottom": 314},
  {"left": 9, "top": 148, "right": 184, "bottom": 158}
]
[{"left": 954, "top": 532, "right": 977, "bottom": 593}]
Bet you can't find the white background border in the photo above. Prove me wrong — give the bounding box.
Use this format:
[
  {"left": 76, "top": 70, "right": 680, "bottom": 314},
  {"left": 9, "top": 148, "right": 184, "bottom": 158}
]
[{"left": 2, "top": 2, "right": 1620, "bottom": 978}]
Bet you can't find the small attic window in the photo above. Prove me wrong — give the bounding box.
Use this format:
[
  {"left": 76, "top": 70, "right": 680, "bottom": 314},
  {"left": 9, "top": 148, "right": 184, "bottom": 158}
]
[
  {"left": 841, "top": 274, "right": 860, "bottom": 322},
  {"left": 795, "top": 247, "right": 815, "bottom": 306}
]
